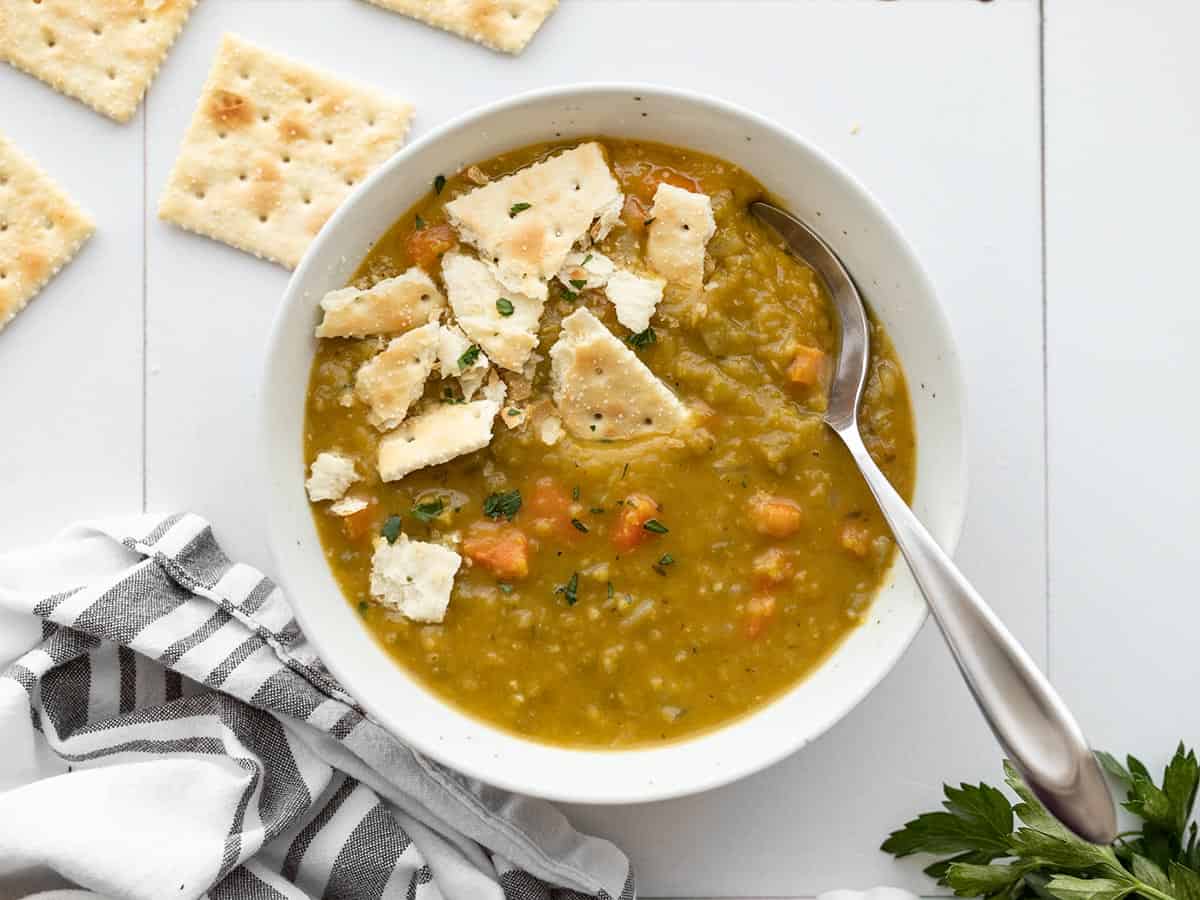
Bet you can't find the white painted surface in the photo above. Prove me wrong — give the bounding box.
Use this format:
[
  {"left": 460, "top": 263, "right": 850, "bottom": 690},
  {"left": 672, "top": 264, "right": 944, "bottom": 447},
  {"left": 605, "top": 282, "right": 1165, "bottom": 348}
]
[
  {"left": 1045, "top": 1, "right": 1200, "bottom": 774},
  {"left": 31, "top": 0, "right": 1200, "bottom": 894}
]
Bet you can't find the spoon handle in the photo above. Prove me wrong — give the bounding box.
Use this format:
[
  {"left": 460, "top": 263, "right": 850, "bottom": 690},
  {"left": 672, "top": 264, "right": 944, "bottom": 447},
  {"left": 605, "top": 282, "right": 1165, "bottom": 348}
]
[{"left": 833, "top": 424, "right": 1116, "bottom": 844}]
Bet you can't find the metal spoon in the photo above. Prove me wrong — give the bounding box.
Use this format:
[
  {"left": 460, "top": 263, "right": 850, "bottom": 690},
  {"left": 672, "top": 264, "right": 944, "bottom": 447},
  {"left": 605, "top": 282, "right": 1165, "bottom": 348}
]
[{"left": 751, "top": 200, "right": 1116, "bottom": 844}]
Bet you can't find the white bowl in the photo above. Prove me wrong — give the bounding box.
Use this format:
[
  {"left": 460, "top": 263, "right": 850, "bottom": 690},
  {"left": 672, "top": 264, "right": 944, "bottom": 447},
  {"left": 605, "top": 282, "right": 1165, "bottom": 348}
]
[{"left": 261, "top": 84, "right": 967, "bottom": 804}]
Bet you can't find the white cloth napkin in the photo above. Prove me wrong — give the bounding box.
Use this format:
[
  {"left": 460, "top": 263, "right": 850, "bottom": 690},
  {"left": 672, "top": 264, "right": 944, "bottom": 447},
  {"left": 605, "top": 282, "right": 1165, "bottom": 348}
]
[{"left": 0, "top": 514, "right": 633, "bottom": 900}]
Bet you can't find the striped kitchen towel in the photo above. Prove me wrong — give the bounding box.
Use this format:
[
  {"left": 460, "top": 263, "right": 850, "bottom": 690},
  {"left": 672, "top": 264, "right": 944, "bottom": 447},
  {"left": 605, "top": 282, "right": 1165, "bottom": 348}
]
[{"left": 0, "top": 514, "right": 634, "bottom": 900}]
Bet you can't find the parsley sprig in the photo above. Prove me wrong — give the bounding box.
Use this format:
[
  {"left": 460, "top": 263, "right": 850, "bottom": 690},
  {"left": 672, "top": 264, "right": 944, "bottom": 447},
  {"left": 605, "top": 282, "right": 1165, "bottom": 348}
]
[
  {"left": 883, "top": 742, "right": 1200, "bottom": 900},
  {"left": 483, "top": 489, "right": 521, "bottom": 521}
]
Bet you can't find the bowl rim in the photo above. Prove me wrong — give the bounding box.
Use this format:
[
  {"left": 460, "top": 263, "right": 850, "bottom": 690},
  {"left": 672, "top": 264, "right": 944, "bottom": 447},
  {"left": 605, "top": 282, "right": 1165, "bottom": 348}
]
[{"left": 262, "top": 81, "right": 969, "bottom": 804}]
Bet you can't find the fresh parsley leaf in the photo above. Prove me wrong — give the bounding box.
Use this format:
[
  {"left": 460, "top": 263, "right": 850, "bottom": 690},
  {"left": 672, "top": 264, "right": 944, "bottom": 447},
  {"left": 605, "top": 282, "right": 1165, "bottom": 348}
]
[
  {"left": 458, "top": 345, "right": 481, "bottom": 370},
  {"left": 642, "top": 519, "right": 668, "bottom": 534},
  {"left": 414, "top": 214, "right": 426, "bottom": 230},
  {"left": 643, "top": 217, "right": 655, "bottom": 227},
  {"left": 571, "top": 485, "right": 580, "bottom": 501},
  {"left": 570, "top": 518, "right": 588, "bottom": 533},
  {"left": 881, "top": 781, "right": 1013, "bottom": 860},
  {"left": 1042, "top": 875, "right": 1135, "bottom": 900},
  {"left": 507, "top": 407, "right": 521, "bottom": 416},
  {"left": 569, "top": 278, "right": 587, "bottom": 290},
  {"left": 582, "top": 253, "right": 593, "bottom": 264},
  {"left": 620, "top": 462, "right": 630, "bottom": 479},
  {"left": 590, "top": 506, "right": 605, "bottom": 514},
  {"left": 380, "top": 515, "right": 403, "bottom": 544},
  {"left": 659, "top": 553, "right": 674, "bottom": 566},
  {"left": 433, "top": 174, "right": 446, "bottom": 195},
  {"left": 483, "top": 489, "right": 521, "bottom": 521},
  {"left": 411, "top": 498, "right": 444, "bottom": 523},
  {"left": 559, "top": 284, "right": 578, "bottom": 302},
  {"left": 607, "top": 582, "right": 614, "bottom": 600},
  {"left": 509, "top": 202, "right": 532, "bottom": 217},
  {"left": 556, "top": 572, "right": 579, "bottom": 605},
  {"left": 357, "top": 600, "right": 369, "bottom": 615},
  {"left": 498, "top": 582, "right": 513, "bottom": 594},
  {"left": 627, "top": 327, "right": 656, "bottom": 349},
  {"left": 496, "top": 297, "right": 515, "bottom": 316}
]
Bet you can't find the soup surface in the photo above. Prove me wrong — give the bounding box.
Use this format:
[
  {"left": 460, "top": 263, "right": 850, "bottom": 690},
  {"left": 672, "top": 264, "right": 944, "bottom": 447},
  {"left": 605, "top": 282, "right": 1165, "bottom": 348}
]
[{"left": 304, "top": 138, "right": 916, "bottom": 747}]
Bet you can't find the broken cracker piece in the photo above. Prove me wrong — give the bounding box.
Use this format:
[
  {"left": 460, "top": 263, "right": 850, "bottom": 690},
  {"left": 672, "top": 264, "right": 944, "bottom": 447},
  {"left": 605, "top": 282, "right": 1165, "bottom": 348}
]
[
  {"left": 441, "top": 251, "right": 544, "bottom": 372},
  {"left": 549, "top": 307, "right": 689, "bottom": 441},
  {"left": 0, "top": 134, "right": 94, "bottom": 334},
  {"left": 315, "top": 267, "right": 444, "bottom": 338},
  {"left": 605, "top": 269, "right": 665, "bottom": 334},
  {"left": 355, "top": 321, "right": 440, "bottom": 431},
  {"left": 361, "top": 0, "right": 558, "bottom": 55},
  {"left": 646, "top": 183, "right": 716, "bottom": 295},
  {"left": 444, "top": 143, "right": 622, "bottom": 300},
  {"left": 378, "top": 393, "right": 503, "bottom": 482},
  {"left": 159, "top": 33, "right": 414, "bottom": 268},
  {"left": 369, "top": 534, "right": 461, "bottom": 623},
  {"left": 306, "top": 451, "right": 358, "bottom": 502},
  {"left": 0, "top": 0, "right": 197, "bottom": 123}
]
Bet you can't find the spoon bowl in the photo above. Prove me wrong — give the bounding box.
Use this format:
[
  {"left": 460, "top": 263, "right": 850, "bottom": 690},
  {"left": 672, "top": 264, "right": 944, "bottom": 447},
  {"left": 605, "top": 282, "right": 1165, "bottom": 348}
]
[{"left": 751, "top": 200, "right": 1118, "bottom": 844}]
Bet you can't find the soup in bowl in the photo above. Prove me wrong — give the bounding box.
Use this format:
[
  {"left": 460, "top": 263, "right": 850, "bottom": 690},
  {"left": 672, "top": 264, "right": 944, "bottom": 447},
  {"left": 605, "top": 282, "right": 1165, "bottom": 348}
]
[{"left": 262, "top": 85, "right": 966, "bottom": 803}]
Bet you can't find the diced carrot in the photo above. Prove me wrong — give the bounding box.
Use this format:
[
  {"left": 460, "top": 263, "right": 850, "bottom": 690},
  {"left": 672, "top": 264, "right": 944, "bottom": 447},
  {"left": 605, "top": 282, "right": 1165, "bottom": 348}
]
[
  {"left": 787, "top": 344, "right": 828, "bottom": 387},
  {"left": 611, "top": 493, "right": 660, "bottom": 552},
  {"left": 629, "top": 165, "right": 703, "bottom": 204},
  {"left": 340, "top": 500, "right": 380, "bottom": 542},
  {"left": 751, "top": 547, "right": 793, "bottom": 589},
  {"left": 525, "top": 477, "right": 581, "bottom": 543},
  {"left": 406, "top": 222, "right": 457, "bottom": 273},
  {"left": 463, "top": 521, "right": 531, "bottom": 580},
  {"left": 838, "top": 520, "right": 873, "bottom": 559},
  {"left": 748, "top": 493, "right": 805, "bottom": 538},
  {"left": 744, "top": 595, "right": 778, "bottom": 639}
]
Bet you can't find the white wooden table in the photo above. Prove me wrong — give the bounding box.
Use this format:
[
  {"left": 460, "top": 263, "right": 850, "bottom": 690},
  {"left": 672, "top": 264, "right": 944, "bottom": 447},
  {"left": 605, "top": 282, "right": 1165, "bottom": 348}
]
[{"left": 3, "top": 0, "right": 1197, "bottom": 895}]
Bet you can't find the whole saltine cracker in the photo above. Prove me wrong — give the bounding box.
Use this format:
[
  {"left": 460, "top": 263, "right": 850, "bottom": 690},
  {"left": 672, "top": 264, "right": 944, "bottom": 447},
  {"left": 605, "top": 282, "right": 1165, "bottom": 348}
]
[
  {"left": 363, "top": 0, "right": 558, "bottom": 54},
  {"left": 0, "top": 134, "right": 94, "bottom": 334},
  {"left": 0, "top": 0, "right": 198, "bottom": 123},
  {"left": 159, "top": 34, "right": 414, "bottom": 269}
]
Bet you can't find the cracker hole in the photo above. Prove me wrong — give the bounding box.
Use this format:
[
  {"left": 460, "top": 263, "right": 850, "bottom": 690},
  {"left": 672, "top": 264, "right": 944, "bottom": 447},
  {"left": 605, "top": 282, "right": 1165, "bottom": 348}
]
[
  {"left": 107, "top": 68, "right": 116, "bottom": 80},
  {"left": 305, "top": 95, "right": 313, "bottom": 104},
  {"left": 682, "top": 223, "right": 690, "bottom": 230},
  {"left": 302, "top": 195, "right": 311, "bottom": 205},
  {"left": 510, "top": 8, "right": 521, "bottom": 18},
  {"left": 218, "top": 132, "right": 227, "bottom": 140},
  {"left": 194, "top": 190, "right": 205, "bottom": 200},
  {"left": 240, "top": 71, "right": 250, "bottom": 80},
  {"left": 282, "top": 154, "right": 291, "bottom": 164},
  {"left": 45, "top": 218, "right": 55, "bottom": 230},
  {"left": 324, "top": 136, "right": 334, "bottom": 145},
  {"left": 643, "top": 417, "right": 653, "bottom": 425},
  {"left": 593, "top": 412, "right": 603, "bottom": 420},
  {"left": 138, "top": 15, "right": 147, "bottom": 23},
  {"left": 420, "top": 293, "right": 430, "bottom": 302},
  {"left": 259, "top": 215, "right": 269, "bottom": 223},
  {"left": 0, "top": 271, "right": 7, "bottom": 279},
  {"left": 239, "top": 172, "right": 247, "bottom": 181},
  {"left": 0, "top": 223, "right": 8, "bottom": 232},
  {"left": 92, "top": 25, "right": 102, "bottom": 36},
  {"left": 345, "top": 178, "right": 355, "bottom": 186},
  {"left": 261, "top": 113, "right": 271, "bottom": 122}
]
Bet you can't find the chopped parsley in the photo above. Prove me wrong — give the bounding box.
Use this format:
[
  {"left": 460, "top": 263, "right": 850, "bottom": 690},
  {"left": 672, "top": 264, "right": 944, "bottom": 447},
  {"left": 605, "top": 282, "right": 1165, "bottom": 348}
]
[
  {"left": 508, "top": 202, "right": 532, "bottom": 217},
  {"left": 457, "top": 344, "right": 481, "bottom": 370},
  {"left": 441, "top": 387, "right": 464, "bottom": 404},
  {"left": 414, "top": 214, "right": 425, "bottom": 231},
  {"left": 607, "top": 582, "right": 615, "bottom": 601},
  {"left": 411, "top": 498, "right": 444, "bottom": 523},
  {"left": 570, "top": 518, "right": 589, "bottom": 533},
  {"left": 496, "top": 297, "right": 515, "bottom": 316},
  {"left": 589, "top": 506, "right": 605, "bottom": 514},
  {"left": 643, "top": 217, "right": 656, "bottom": 227},
  {"left": 643, "top": 519, "right": 669, "bottom": 534},
  {"left": 620, "top": 463, "right": 630, "bottom": 479},
  {"left": 569, "top": 278, "right": 587, "bottom": 290},
  {"left": 659, "top": 553, "right": 675, "bottom": 566},
  {"left": 380, "top": 514, "right": 403, "bottom": 544},
  {"left": 559, "top": 284, "right": 578, "bottom": 302},
  {"left": 556, "top": 572, "right": 579, "bottom": 606},
  {"left": 571, "top": 485, "right": 580, "bottom": 501},
  {"left": 581, "top": 253, "right": 593, "bottom": 265},
  {"left": 357, "top": 600, "right": 369, "bottom": 615},
  {"left": 507, "top": 407, "right": 521, "bottom": 417},
  {"left": 627, "top": 327, "right": 657, "bottom": 349},
  {"left": 483, "top": 489, "right": 522, "bottom": 521},
  {"left": 498, "top": 582, "right": 514, "bottom": 594},
  {"left": 433, "top": 174, "right": 446, "bottom": 195}
]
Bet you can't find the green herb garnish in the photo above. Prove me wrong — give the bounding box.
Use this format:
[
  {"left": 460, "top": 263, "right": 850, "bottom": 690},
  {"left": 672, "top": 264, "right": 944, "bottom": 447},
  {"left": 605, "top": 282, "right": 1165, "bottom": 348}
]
[
  {"left": 570, "top": 518, "right": 588, "bottom": 533},
  {"left": 582, "top": 253, "right": 593, "bottom": 265},
  {"left": 498, "top": 582, "right": 514, "bottom": 594},
  {"left": 496, "top": 297, "right": 515, "bottom": 317},
  {"left": 643, "top": 217, "right": 656, "bottom": 227},
  {"left": 659, "top": 554, "right": 674, "bottom": 566},
  {"left": 414, "top": 214, "right": 426, "bottom": 230},
  {"left": 483, "top": 489, "right": 522, "bottom": 521},
  {"left": 457, "top": 344, "right": 481, "bottom": 370},
  {"left": 433, "top": 174, "right": 446, "bottom": 195},
  {"left": 883, "top": 741, "right": 1200, "bottom": 900},
  {"left": 559, "top": 284, "right": 578, "bottom": 302},
  {"left": 627, "top": 327, "right": 657, "bottom": 349},
  {"left": 643, "top": 519, "right": 668, "bottom": 534},
  {"left": 508, "top": 202, "right": 532, "bottom": 217},
  {"left": 607, "top": 582, "right": 615, "bottom": 601},
  {"left": 572, "top": 485, "right": 581, "bottom": 501},
  {"left": 411, "top": 498, "right": 444, "bottom": 523},
  {"left": 357, "top": 600, "right": 369, "bottom": 615},
  {"left": 380, "top": 515, "right": 403, "bottom": 544},
  {"left": 569, "top": 278, "right": 587, "bottom": 290},
  {"left": 556, "top": 572, "right": 579, "bottom": 606},
  {"left": 590, "top": 506, "right": 605, "bottom": 514},
  {"left": 441, "top": 387, "right": 464, "bottom": 405},
  {"left": 507, "top": 407, "right": 521, "bottom": 416},
  {"left": 620, "top": 463, "right": 630, "bottom": 479}
]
